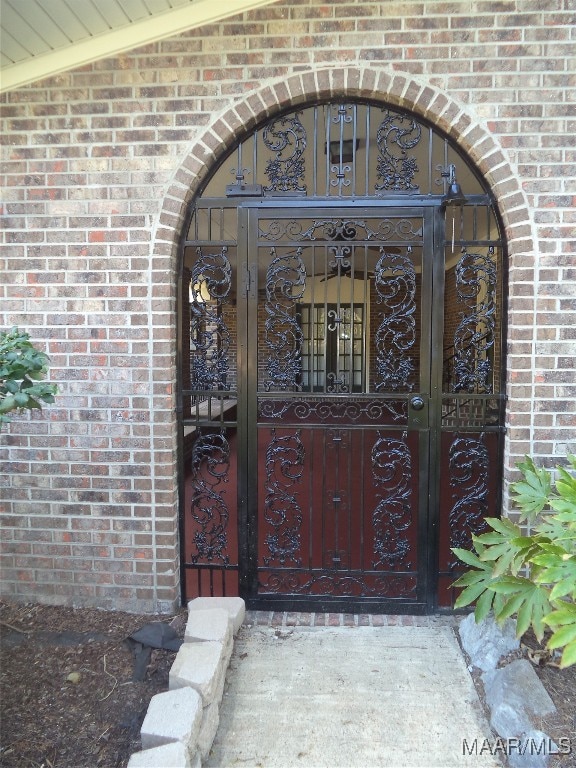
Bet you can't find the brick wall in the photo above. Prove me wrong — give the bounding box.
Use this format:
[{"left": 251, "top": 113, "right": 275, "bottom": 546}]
[{"left": 1, "top": 0, "right": 575, "bottom": 612}]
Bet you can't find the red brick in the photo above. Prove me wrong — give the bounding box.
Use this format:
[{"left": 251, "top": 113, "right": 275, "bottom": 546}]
[{"left": 0, "top": 0, "right": 573, "bottom": 615}]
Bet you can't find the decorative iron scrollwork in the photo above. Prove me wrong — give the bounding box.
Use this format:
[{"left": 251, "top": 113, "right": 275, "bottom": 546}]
[
  {"left": 264, "top": 247, "right": 307, "bottom": 391},
  {"left": 258, "top": 217, "right": 423, "bottom": 243},
  {"left": 371, "top": 433, "right": 413, "bottom": 568},
  {"left": 189, "top": 432, "right": 231, "bottom": 564},
  {"left": 258, "top": 398, "right": 408, "bottom": 424},
  {"left": 258, "top": 570, "right": 417, "bottom": 597},
  {"left": 375, "top": 110, "right": 421, "bottom": 192},
  {"left": 326, "top": 372, "right": 349, "bottom": 394},
  {"left": 374, "top": 247, "right": 417, "bottom": 391},
  {"left": 311, "top": 219, "right": 358, "bottom": 241},
  {"left": 448, "top": 433, "right": 489, "bottom": 567},
  {"left": 328, "top": 103, "right": 354, "bottom": 193},
  {"left": 328, "top": 244, "right": 352, "bottom": 272},
  {"left": 190, "top": 247, "right": 232, "bottom": 390},
  {"left": 453, "top": 247, "right": 497, "bottom": 393},
  {"left": 263, "top": 112, "right": 307, "bottom": 193},
  {"left": 327, "top": 308, "right": 343, "bottom": 332},
  {"left": 263, "top": 429, "right": 305, "bottom": 566}
]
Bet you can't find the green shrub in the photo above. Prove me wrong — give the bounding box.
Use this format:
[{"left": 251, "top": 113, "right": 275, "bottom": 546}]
[
  {"left": 452, "top": 455, "right": 576, "bottom": 668},
  {"left": 0, "top": 327, "right": 58, "bottom": 424}
]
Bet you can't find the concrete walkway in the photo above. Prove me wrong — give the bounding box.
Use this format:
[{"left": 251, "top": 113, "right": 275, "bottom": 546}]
[{"left": 205, "top": 616, "right": 502, "bottom": 768}]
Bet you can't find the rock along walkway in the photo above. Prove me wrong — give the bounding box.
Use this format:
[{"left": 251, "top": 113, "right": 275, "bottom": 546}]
[{"left": 205, "top": 612, "right": 502, "bottom": 768}]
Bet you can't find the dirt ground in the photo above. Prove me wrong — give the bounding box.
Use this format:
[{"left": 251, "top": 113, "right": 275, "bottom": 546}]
[
  {"left": 0, "top": 600, "right": 187, "bottom": 768},
  {"left": 0, "top": 599, "right": 575, "bottom": 768}
]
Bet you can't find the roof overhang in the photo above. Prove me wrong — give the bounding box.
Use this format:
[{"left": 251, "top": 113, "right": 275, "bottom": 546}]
[{"left": 0, "top": 0, "right": 280, "bottom": 93}]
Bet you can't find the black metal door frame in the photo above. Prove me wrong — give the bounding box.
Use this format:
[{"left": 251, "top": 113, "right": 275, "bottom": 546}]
[
  {"left": 235, "top": 198, "right": 446, "bottom": 614},
  {"left": 178, "top": 98, "right": 506, "bottom": 611}
]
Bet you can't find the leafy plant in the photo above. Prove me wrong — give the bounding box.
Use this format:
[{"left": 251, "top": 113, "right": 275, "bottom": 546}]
[
  {"left": 0, "top": 327, "right": 58, "bottom": 424},
  {"left": 452, "top": 455, "right": 576, "bottom": 668}
]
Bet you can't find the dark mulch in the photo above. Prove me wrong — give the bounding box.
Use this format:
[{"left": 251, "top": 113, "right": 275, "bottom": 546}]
[
  {"left": 0, "top": 600, "right": 186, "bottom": 768},
  {"left": 518, "top": 629, "right": 576, "bottom": 768},
  {"left": 1, "top": 600, "right": 574, "bottom": 768}
]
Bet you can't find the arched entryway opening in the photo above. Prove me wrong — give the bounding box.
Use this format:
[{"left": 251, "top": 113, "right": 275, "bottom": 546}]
[{"left": 177, "top": 98, "right": 506, "bottom": 614}]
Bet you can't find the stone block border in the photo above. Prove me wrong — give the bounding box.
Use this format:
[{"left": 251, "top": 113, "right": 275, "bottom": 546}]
[
  {"left": 127, "top": 597, "right": 245, "bottom": 768},
  {"left": 458, "top": 613, "right": 558, "bottom": 768}
]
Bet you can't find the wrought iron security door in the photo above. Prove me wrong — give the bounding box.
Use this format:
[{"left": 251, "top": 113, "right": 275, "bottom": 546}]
[
  {"left": 240, "top": 205, "right": 434, "bottom": 612},
  {"left": 178, "top": 99, "right": 506, "bottom": 613}
]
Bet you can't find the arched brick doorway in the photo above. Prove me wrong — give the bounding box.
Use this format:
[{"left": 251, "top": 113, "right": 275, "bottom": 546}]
[{"left": 176, "top": 97, "right": 507, "bottom": 614}]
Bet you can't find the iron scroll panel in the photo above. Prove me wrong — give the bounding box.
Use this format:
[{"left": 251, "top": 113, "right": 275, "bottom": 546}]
[
  {"left": 246, "top": 207, "right": 433, "bottom": 611},
  {"left": 437, "top": 240, "right": 505, "bottom": 606},
  {"left": 180, "top": 229, "right": 240, "bottom": 601}
]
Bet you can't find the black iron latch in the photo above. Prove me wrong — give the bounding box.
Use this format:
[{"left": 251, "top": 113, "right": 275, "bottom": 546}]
[
  {"left": 226, "top": 182, "right": 263, "bottom": 197},
  {"left": 226, "top": 167, "right": 263, "bottom": 197}
]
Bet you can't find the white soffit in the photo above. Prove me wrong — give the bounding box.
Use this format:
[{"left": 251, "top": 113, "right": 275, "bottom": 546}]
[{"left": 0, "top": 0, "right": 280, "bottom": 92}]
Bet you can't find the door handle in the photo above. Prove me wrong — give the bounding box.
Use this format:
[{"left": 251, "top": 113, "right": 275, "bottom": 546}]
[{"left": 410, "top": 396, "right": 425, "bottom": 411}]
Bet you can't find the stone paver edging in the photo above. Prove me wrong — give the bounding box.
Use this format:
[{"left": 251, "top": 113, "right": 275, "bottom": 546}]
[
  {"left": 459, "top": 613, "right": 558, "bottom": 768},
  {"left": 127, "top": 597, "right": 245, "bottom": 768},
  {"left": 129, "top": 606, "right": 559, "bottom": 767}
]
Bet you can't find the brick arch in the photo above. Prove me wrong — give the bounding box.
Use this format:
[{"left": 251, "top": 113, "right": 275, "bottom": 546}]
[
  {"left": 156, "top": 61, "right": 533, "bottom": 452},
  {"left": 156, "top": 65, "right": 534, "bottom": 266},
  {"left": 156, "top": 67, "right": 531, "bottom": 604}
]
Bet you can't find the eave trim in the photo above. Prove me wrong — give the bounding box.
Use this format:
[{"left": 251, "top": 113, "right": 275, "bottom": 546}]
[{"left": 0, "top": 0, "right": 279, "bottom": 93}]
